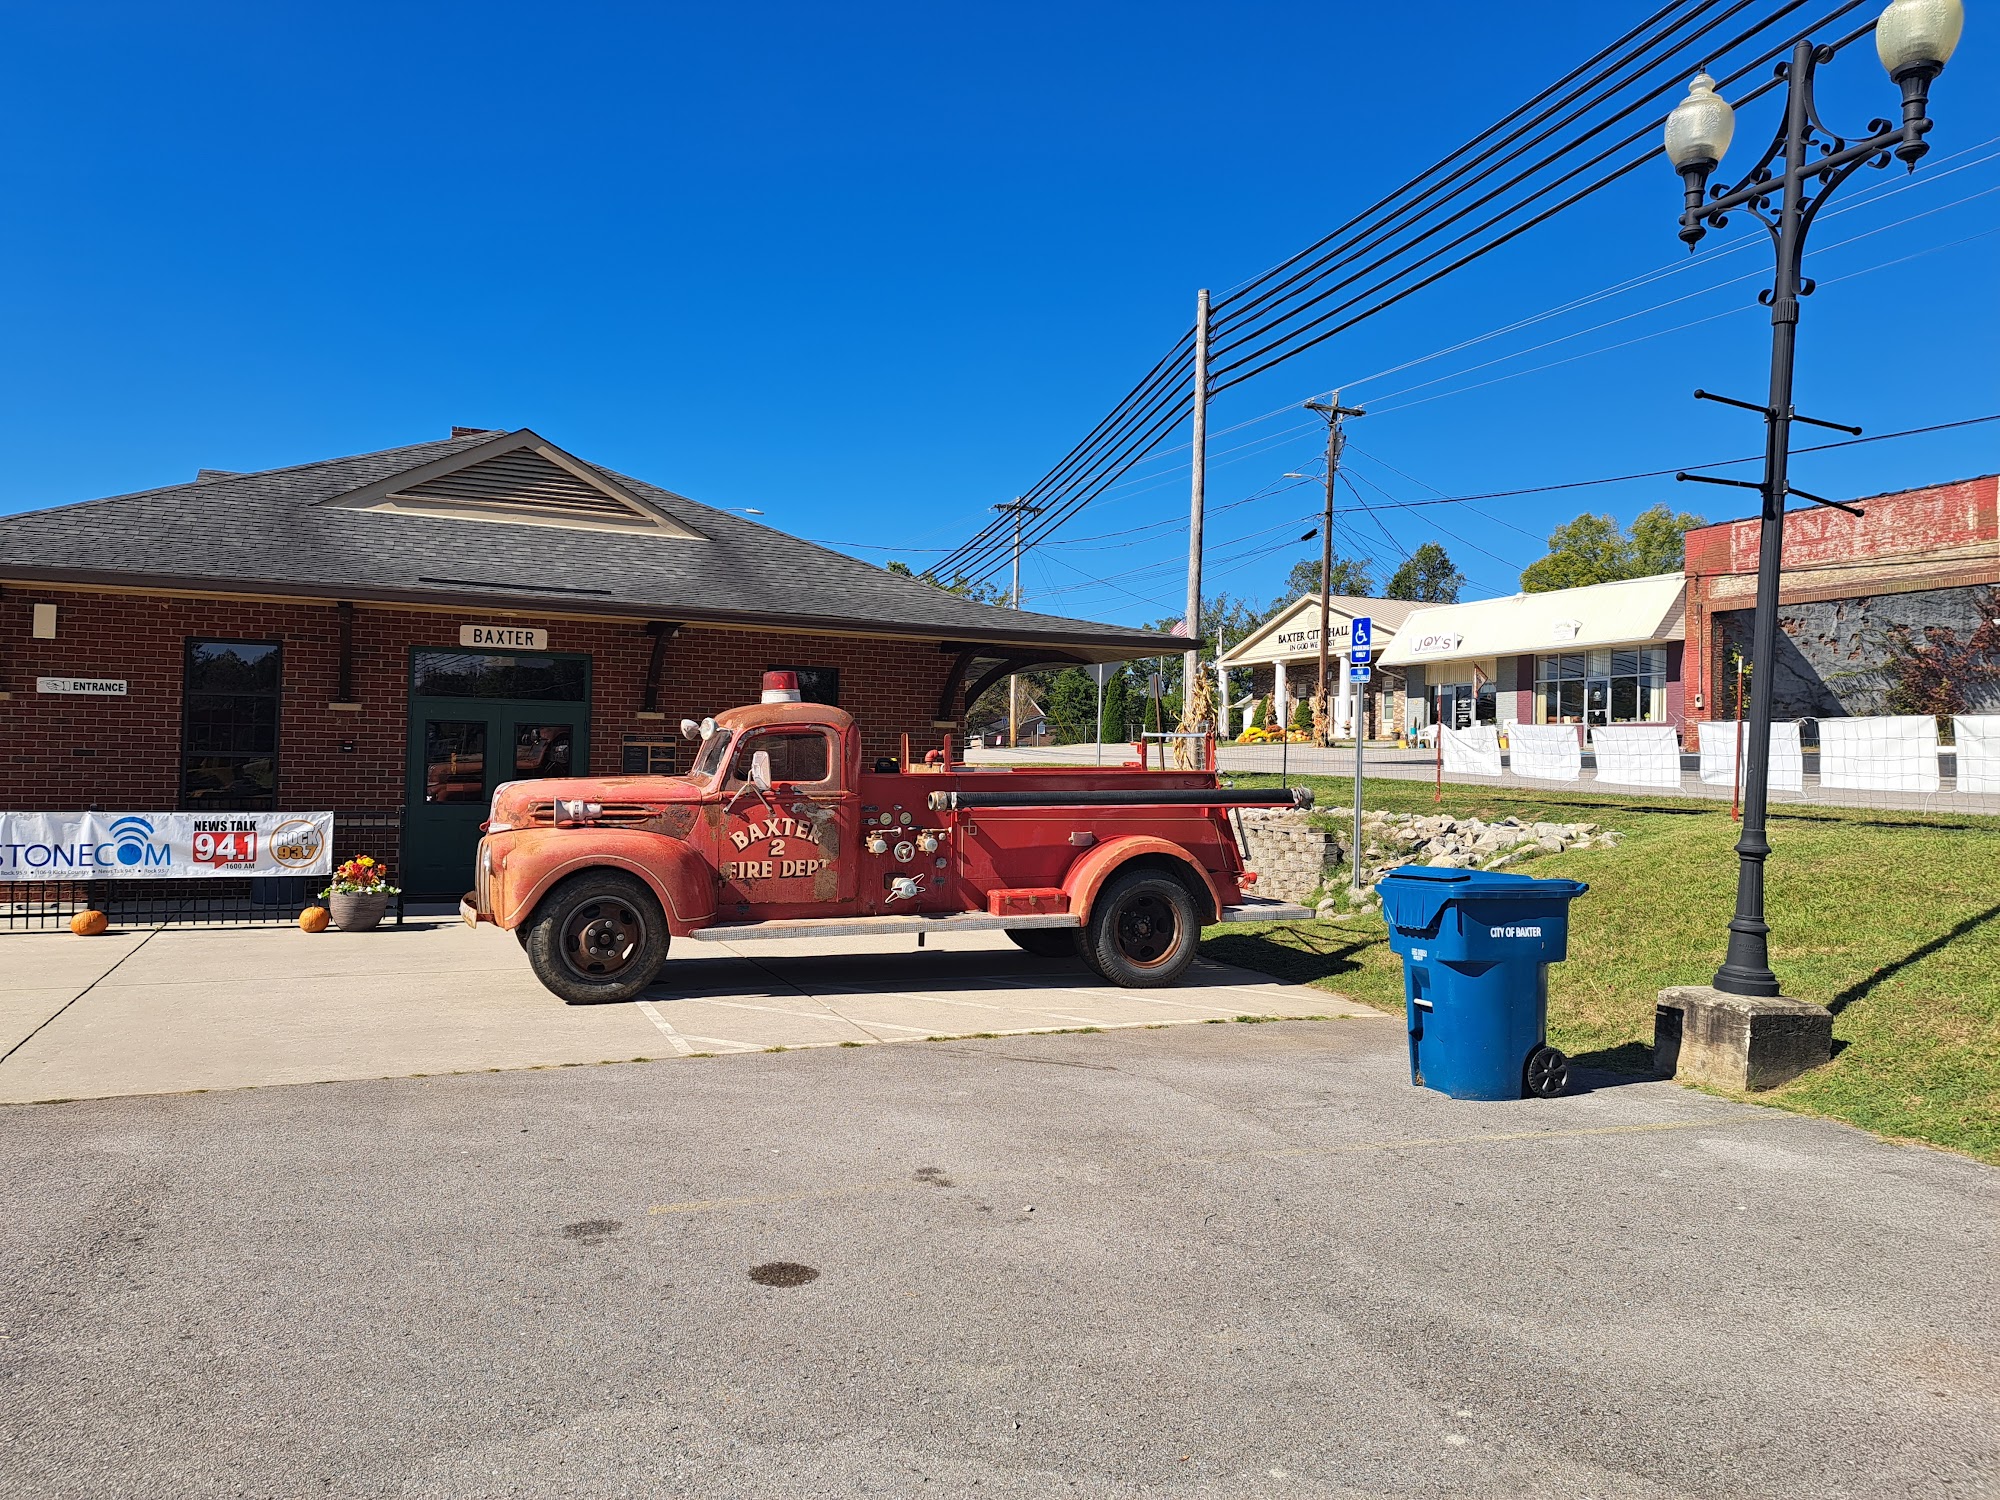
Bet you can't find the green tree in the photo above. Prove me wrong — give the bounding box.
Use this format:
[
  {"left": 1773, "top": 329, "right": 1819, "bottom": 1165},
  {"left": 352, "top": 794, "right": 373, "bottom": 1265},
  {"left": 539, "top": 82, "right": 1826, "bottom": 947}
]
[
  {"left": 1520, "top": 506, "right": 1706, "bottom": 593},
  {"left": 1627, "top": 504, "right": 1707, "bottom": 575},
  {"left": 1045, "top": 668, "right": 1097, "bottom": 744},
  {"left": 1098, "top": 669, "right": 1132, "bottom": 743},
  {"left": 1385, "top": 542, "right": 1465, "bottom": 603},
  {"left": 1279, "top": 554, "right": 1374, "bottom": 604}
]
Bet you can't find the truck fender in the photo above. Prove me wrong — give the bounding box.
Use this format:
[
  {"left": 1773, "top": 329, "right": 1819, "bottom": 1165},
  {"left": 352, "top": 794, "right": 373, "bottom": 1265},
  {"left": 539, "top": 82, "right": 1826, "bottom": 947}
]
[
  {"left": 488, "top": 828, "right": 717, "bottom": 936},
  {"left": 1061, "top": 835, "right": 1225, "bottom": 926}
]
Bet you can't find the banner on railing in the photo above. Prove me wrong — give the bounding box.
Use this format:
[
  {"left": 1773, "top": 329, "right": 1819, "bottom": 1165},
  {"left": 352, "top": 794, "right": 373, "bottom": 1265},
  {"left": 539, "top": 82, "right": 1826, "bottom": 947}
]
[
  {"left": 1439, "top": 725, "right": 1502, "bottom": 777},
  {"left": 1507, "top": 724, "right": 1582, "bottom": 782},
  {"left": 1590, "top": 725, "right": 1683, "bottom": 789},
  {"left": 1819, "top": 715, "right": 1940, "bottom": 793},
  {"left": 1955, "top": 715, "right": 2000, "bottom": 794},
  {"left": 0, "top": 812, "right": 333, "bottom": 880},
  {"left": 1697, "top": 722, "right": 1804, "bottom": 793}
]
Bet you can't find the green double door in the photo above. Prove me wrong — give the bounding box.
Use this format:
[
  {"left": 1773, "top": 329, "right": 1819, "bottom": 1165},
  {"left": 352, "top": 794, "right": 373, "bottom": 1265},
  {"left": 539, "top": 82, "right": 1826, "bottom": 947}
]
[{"left": 403, "top": 648, "right": 592, "bottom": 898}]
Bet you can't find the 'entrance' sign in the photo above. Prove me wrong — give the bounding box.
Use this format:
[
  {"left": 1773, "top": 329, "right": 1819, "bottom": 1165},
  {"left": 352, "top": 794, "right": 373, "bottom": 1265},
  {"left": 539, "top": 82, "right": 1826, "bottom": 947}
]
[
  {"left": 460, "top": 624, "right": 548, "bottom": 650},
  {"left": 36, "top": 677, "right": 127, "bottom": 696}
]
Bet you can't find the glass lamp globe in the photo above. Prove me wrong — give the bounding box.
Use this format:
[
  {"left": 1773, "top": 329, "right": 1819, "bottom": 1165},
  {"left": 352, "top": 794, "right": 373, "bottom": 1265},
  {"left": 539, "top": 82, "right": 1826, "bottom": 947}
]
[
  {"left": 1665, "top": 71, "right": 1735, "bottom": 170},
  {"left": 1876, "top": 0, "right": 1964, "bottom": 78}
]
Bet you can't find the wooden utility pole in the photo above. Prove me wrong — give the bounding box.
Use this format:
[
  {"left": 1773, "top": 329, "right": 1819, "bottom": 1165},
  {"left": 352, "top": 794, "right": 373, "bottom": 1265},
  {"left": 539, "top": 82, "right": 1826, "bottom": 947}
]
[
  {"left": 1182, "top": 289, "right": 1211, "bottom": 709},
  {"left": 1303, "top": 393, "right": 1364, "bottom": 745},
  {"left": 995, "top": 498, "right": 1044, "bottom": 747}
]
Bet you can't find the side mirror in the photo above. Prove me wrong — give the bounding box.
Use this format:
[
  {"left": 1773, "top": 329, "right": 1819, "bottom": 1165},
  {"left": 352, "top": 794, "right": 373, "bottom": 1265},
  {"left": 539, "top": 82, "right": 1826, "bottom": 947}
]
[
  {"left": 679, "top": 718, "right": 701, "bottom": 741},
  {"left": 750, "top": 750, "right": 774, "bottom": 794}
]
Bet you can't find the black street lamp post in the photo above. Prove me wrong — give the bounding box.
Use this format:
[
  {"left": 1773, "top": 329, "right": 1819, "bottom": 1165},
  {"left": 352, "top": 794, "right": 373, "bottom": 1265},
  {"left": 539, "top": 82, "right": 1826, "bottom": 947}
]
[{"left": 1663, "top": 0, "right": 1963, "bottom": 998}]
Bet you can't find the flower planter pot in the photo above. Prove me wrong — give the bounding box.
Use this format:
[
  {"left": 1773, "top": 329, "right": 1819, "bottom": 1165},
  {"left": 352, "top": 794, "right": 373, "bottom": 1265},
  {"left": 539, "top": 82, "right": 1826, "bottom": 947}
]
[{"left": 329, "top": 891, "right": 390, "bottom": 932}]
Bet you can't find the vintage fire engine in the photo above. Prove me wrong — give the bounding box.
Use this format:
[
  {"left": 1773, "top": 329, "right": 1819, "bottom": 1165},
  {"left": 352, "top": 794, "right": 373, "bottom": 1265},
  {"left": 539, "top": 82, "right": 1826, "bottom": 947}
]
[{"left": 464, "top": 671, "right": 1317, "bottom": 1004}]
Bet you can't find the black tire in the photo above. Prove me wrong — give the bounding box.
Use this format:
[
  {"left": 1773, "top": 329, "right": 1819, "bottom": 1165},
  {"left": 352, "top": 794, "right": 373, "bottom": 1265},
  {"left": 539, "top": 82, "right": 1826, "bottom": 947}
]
[
  {"left": 524, "top": 871, "right": 670, "bottom": 1005},
  {"left": 1525, "top": 1045, "right": 1570, "bottom": 1099},
  {"left": 1005, "top": 928, "right": 1084, "bottom": 960},
  {"left": 1084, "top": 868, "right": 1200, "bottom": 988}
]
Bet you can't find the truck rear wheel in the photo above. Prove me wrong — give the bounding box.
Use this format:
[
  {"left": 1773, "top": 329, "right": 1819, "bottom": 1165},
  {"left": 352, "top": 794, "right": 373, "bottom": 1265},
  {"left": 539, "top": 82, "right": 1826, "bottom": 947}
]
[
  {"left": 524, "top": 871, "right": 669, "bottom": 1005},
  {"left": 1005, "top": 928, "right": 1084, "bottom": 960},
  {"left": 1084, "top": 868, "right": 1199, "bottom": 988}
]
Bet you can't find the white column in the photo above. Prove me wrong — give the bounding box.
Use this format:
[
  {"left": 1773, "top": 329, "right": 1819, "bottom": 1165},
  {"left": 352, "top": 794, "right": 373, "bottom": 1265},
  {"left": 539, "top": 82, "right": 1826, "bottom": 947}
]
[
  {"left": 1273, "top": 660, "right": 1289, "bottom": 726},
  {"left": 1335, "top": 661, "right": 1354, "bottom": 739},
  {"left": 1215, "top": 656, "right": 1230, "bottom": 737}
]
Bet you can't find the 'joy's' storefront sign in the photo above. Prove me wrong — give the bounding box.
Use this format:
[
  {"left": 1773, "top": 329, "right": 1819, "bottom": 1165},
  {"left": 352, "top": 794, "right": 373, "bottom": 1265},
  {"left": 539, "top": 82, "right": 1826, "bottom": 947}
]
[{"left": 0, "top": 812, "right": 333, "bottom": 879}]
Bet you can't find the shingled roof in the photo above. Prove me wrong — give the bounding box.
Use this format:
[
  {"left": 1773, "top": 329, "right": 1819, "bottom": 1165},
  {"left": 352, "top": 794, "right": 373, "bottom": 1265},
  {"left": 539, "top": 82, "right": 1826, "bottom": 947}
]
[{"left": 0, "top": 428, "right": 1183, "bottom": 659}]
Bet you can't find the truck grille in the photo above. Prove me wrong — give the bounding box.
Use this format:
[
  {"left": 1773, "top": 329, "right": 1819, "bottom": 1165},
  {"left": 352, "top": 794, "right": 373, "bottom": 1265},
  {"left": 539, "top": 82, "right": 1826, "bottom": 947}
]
[{"left": 525, "top": 801, "right": 662, "bottom": 827}]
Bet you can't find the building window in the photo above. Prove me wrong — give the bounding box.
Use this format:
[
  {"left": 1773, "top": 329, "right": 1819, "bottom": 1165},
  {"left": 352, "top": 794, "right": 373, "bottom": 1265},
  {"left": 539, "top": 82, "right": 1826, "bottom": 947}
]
[
  {"left": 768, "top": 665, "right": 838, "bottom": 706},
  {"left": 1423, "top": 681, "right": 1491, "bottom": 730},
  {"left": 182, "top": 640, "right": 281, "bottom": 810},
  {"left": 622, "top": 736, "right": 678, "bottom": 775},
  {"left": 412, "top": 650, "right": 587, "bottom": 701},
  {"left": 1535, "top": 648, "right": 1666, "bottom": 725}
]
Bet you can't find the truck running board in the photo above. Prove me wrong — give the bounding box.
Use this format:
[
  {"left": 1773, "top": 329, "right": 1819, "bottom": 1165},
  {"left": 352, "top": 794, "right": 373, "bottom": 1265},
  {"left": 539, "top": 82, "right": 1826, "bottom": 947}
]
[
  {"left": 685, "top": 898, "right": 1319, "bottom": 944},
  {"left": 929, "top": 787, "right": 1313, "bottom": 810},
  {"left": 687, "top": 911, "right": 1080, "bottom": 942}
]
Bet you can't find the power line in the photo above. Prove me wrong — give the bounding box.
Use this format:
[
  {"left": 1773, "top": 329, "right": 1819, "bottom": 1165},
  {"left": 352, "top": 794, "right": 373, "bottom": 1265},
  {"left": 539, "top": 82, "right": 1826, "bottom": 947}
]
[{"left": 937, "top": 2, "right": 1876, "bottom": 583}]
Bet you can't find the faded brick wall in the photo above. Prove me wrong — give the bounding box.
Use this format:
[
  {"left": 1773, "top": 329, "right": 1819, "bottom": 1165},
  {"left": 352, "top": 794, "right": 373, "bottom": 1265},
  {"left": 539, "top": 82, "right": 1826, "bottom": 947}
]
[
  {"left": 0, "top": 588, "right": 959, "bottom": 873},
  {"left": 1683, "top": 474, "right": 1999, "bottom": 715},
  {"left": 1713, "top": 584, "right": 2000, "bottom": 720}
]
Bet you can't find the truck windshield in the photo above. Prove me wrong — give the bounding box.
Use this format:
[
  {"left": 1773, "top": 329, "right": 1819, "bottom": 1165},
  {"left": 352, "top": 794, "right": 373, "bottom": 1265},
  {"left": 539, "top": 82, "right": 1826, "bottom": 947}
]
[{"left": 691, "top": 727, "right": 733, "bottom": 781}]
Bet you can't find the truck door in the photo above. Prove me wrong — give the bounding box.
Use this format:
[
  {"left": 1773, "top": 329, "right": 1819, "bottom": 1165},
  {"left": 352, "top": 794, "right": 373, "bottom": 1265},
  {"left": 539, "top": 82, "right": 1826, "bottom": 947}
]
[{"left": 716, "top": 726, "right": 857, "bottom": 911}]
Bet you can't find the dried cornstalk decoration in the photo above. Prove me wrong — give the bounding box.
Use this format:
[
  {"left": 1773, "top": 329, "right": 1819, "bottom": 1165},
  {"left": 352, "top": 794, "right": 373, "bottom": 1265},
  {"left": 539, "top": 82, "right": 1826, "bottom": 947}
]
[
  {"left": 1311, "top": 690, "right": 1330, "bottom": 747},
  {"left": 1173, "top": 668, "right": 1217, "bottom": 769}
]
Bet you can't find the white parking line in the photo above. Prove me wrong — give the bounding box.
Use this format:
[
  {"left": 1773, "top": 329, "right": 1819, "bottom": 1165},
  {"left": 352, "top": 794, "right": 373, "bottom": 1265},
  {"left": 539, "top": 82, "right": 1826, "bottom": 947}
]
[
  {"left": 634, "top": 1001, "right": 764, "bottom": 1055},
  {"left": 807, "top": 985, "right": 1109, "bottom": 1027}
]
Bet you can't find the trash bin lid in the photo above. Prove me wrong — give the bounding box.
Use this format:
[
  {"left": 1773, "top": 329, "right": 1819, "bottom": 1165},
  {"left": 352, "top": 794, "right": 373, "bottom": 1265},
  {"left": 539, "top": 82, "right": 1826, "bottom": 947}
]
[{"left": 1376, "top": 864, "right": 1588, "bottom": 936}]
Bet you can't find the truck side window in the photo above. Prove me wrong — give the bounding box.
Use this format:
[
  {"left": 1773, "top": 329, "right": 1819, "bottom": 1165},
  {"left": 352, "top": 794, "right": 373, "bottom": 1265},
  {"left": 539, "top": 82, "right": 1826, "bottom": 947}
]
[{"left": 727, "top": 730, "right": 832, "bottom": 788}]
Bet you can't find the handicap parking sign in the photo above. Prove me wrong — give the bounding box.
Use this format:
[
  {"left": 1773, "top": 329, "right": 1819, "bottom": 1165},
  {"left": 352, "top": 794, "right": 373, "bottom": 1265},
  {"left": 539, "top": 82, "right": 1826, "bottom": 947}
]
[{"left": 1351, "top": 616, "right": 1373, "bottom": 649}]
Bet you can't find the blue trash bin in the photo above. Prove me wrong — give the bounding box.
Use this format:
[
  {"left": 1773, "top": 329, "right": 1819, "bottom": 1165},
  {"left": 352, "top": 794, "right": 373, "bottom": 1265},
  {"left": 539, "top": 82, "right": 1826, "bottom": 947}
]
[{"left": 1376, "top": 865, "right": 1589, "bottom": 1100}]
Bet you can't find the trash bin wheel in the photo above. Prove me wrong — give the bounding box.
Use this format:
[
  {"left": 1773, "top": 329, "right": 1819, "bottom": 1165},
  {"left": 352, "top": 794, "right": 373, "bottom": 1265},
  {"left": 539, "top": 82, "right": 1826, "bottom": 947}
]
[{"left": 1524, "top": 1045, "right": 1569, "bottom": 1099}]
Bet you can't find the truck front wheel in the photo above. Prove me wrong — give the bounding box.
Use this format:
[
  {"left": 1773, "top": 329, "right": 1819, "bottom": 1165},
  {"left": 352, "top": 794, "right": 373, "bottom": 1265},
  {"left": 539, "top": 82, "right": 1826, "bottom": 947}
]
[
  {"left": 1084, "top": 868, "right": 1199, "bottom": 988},
  {"left": 524, "top": 871, "right": 670, "bottom": 1005}
]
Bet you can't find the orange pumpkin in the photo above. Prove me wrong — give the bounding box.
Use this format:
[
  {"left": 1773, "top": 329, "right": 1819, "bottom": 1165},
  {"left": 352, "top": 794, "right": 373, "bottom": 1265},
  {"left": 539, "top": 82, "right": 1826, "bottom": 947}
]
[
  {"left": 70, "top": 909, "right": 109, "bottom": 937},
  {"left": 298, "top": 906, "right": 331, "bottom": 934}
]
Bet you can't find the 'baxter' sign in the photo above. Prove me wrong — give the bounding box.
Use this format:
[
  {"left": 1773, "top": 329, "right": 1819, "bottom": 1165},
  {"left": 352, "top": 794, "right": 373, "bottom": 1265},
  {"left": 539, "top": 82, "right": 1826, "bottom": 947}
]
[
  {"left": 37, "top": 677, "right": 128, "bottom": 696},
  {"left": 461, "top": 624, "right": 548, "bottom": 650}
]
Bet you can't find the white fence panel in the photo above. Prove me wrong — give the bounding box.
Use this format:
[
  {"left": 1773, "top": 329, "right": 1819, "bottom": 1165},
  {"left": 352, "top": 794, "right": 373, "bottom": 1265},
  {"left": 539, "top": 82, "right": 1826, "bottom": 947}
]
[
  {"left": 1818, "top": 715, "right": 1940, "bottom": 793},
  {"left": 1590, "top": 725, "right": 1683, "bottom": 789},
  {"left": 1507, "top": 724, "right": 1582, "bottom": 782},
  {"left": 1697, "top": 721, "right": 1804, "bottom": 793},
  {"left": 1439, "top": 725, "right": 1502, "bottom": 777},
  {"left": 1954, "top": 715, "right": 2000, "bottom": 793}
]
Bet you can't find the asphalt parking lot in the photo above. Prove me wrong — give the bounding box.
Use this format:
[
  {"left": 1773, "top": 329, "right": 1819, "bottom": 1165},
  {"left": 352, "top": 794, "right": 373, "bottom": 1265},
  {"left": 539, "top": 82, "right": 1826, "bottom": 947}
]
[
  {"left": 2, "top": 1016, "right": 1995, "bottom": 1499},
  {"left": 0, "top": 917, "right": 1373, "bottom": 1102}
]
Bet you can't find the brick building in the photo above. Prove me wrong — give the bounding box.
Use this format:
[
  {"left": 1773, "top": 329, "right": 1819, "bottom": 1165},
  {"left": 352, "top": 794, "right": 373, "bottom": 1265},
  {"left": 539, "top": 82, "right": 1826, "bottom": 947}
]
[
  {"left": 1682, "top": 473, "right": 2000, "bottom": 721},
  {"left": 0, "top": 427, "right": 1174, "bottom": 893}
]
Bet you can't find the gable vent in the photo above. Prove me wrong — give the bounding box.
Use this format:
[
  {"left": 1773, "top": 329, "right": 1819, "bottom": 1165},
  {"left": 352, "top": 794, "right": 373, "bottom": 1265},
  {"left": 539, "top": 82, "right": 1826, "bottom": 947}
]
[{"left": 393, "top": 451, "right": 640, "bottom": 521}]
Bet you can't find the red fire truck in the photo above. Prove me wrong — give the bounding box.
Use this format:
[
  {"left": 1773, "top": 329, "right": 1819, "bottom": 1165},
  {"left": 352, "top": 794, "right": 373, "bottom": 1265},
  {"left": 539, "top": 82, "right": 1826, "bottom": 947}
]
[{"left": 465, "top": 672, "right": 1316, "bottom": 1003}]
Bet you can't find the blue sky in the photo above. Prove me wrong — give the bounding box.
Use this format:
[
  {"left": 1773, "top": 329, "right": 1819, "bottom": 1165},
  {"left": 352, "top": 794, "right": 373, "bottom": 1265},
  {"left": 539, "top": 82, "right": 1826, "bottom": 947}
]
[{"left": 0, "top": 2, "right": 1994, "bottom": 627}]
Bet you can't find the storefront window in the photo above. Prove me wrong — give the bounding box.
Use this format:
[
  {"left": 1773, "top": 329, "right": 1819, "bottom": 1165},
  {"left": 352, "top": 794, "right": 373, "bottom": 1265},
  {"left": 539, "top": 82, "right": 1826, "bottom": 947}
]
[
  {"left": 1535, "top": 649, "right": 1666, "bottom": 725},
  {"left": 181, "top": 640, "right": 281, "bottom": 810}
]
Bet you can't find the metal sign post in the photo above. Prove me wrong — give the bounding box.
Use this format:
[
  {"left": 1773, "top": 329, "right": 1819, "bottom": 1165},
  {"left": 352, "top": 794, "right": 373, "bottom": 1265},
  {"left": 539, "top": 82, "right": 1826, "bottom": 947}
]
[{"left": 1349, "top": 617, "right": 1372, "bottom": 894}]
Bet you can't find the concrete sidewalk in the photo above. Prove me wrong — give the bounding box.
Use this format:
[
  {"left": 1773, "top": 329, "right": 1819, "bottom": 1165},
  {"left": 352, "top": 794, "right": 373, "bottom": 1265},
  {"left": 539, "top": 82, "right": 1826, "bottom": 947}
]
[{"left": 0, "top": 918, "right": 1378, "bottom": 1102}]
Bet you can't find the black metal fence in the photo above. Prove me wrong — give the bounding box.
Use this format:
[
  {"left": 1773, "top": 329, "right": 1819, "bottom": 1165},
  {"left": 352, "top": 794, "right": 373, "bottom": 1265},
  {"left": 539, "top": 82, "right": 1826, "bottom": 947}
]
[{"left": 0, "top": 810, "right": 411, "bottom": 932}]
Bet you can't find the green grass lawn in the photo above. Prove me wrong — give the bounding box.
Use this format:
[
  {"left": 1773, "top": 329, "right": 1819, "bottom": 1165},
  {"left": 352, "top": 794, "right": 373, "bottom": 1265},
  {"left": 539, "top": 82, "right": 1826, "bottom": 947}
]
[{"left": 1200, "top": 773, "right": 2000, "bottom": 1163}]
